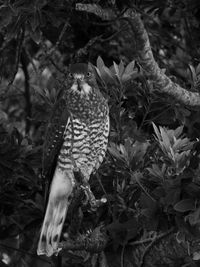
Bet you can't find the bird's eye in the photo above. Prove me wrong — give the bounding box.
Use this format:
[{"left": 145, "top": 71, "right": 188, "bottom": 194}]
[
  {"left": 87, "top": 72, "right": 91, "bottom": 77},
  {"left": 68, "top": 72, "right": 73, "bottom": 78}
]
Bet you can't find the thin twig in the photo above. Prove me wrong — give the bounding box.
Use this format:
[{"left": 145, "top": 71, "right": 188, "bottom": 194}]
[
  {"left": 0, "top": 38, "right": 11, "bottom": 53},
  {"left": 21, "top": 48, "right": 32, "bottom": 134},
  {"left": 131, "top": 171, "right": 156, "bottom": 202},
  {"left": 38, "top": 41, "right": 67, "bottom": 76},
  {"left": 144, "top": 104, "right": 173, "bottom": 125},
  {"left": 139, "top": 228, "right": 175, "bottom": 267},
  {"left": 138, "top": 78, "right": 152, "bottom": 130},
  {"left": 8, "top": 27, "right": 24, "bottom": 87},
  {"left": 100, "top": 23, "right": 129, "bottom": 43},
  {"left": 74, "top": 34, "right": 103, "bottom": 61},
  {"left": 38, "top": 21, "right": 70, "bottom": 76},
  {"left": 25, "top": 46, "right": 38, "bottom": 74},
  {"left": 130, "top": 237, "right": 156, "bottom": 246},
  {"left": 120, "top": 245, "right": 125, "bottom": 267},
  {"left": 184, "top": 17, "right": 198, "bottom": 59},
  {"left": 53, "top": 20, "right": 70, "bottom": 52},
  {"left": 48, "top": 57, "right": 67, "bottom": 75}
]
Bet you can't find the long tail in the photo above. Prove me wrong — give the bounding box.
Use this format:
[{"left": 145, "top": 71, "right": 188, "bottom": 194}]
[{"left": 37, "top": 168, "right": 74, "bottom": 257}]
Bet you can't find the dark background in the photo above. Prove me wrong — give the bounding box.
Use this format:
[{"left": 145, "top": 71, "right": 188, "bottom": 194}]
[{"left": 1, "top": 0, "right": 200, "bottom": 266}]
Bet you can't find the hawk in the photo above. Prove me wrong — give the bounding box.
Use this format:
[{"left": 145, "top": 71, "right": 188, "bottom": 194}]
[{"left": 37, "top": 63, "right": 109, "bottom": 257}]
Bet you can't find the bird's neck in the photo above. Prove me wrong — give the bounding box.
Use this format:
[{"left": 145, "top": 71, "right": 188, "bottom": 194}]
[{"left": 65, "top": 91, "right": 108, "bottom": 123}]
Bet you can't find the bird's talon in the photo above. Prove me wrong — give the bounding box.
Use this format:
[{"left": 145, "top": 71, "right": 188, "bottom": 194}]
[
  {"left": 82, "top": 192, "right": 90, "bottom": 206},
  {"left": 80, "top": 185, "right": 98, "bottom": 207}
]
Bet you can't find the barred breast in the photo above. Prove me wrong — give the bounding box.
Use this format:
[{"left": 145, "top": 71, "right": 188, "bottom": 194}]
[{"left": 57, "top": 114, "right": 109, "bottom": 180}]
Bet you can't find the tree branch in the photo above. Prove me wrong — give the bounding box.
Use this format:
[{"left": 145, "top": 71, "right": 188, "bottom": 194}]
[
  {"left": 138, "top": 228, "right": 175, "bottom": 267},
  {"left": 74, "top": 35, "right": 103, "bottom": 61},
  {"left": 8, "top": 27, "right": 24, "bottom": 87},
  {"left": 76, "top": 3, "right": 116, "bottom": 21},
  {"left": 59, "top": 228, "right": 108, "bottom": 254},
  {"left": 123, "top": 10, "right": 200, "bottom": 106},
  {"left": 21, "top": 48, "right": 32, "bottom": 134},
  {"left": 76, "top": 4, "right": 200, "bottom": 107}
]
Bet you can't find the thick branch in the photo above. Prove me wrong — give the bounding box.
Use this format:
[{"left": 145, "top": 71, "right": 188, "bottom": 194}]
[
  {"left": 59, "top": 229, "right": 108, "bottom": 254},
  {"left": 76, "top": 4, "right": 200, "bottom": 106},
  {"left": 76, "top": 3, "right": 116, "bottom": 21},
  {"left": 123, "top": 10, "right": 200, "bottom": 106}
]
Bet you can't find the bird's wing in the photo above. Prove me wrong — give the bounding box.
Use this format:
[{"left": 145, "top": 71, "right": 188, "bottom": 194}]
[
  {"left": 42, "top": 98, "right": 70, "bottom": 180},
  {"left": 38, "top": 98, "right": 73, "bottom": 257}
]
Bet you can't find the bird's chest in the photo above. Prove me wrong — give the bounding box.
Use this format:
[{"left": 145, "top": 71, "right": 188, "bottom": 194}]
[
  {"left": 63, "top": 117, "right": 104, "bottom": 148},
  {"left": 58, "top": 116, "right": 106, "bottom": 176}
]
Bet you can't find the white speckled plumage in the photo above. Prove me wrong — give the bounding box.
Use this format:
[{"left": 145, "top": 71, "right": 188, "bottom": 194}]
[{"left": 37, "top": 63, "right": 109, "bottom": 257}]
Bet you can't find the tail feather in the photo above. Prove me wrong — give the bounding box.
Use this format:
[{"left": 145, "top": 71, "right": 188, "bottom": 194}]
[{"left": 37, "top": 168, "right": 74, "bottom": 257}]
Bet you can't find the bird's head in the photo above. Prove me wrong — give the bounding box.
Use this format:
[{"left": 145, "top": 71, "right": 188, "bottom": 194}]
[
  {"left": 65, "top": 62, "right": 107, "bottom": 119},
  {"left": 67, "top": 63, "right": 98, "bottom": 97}
]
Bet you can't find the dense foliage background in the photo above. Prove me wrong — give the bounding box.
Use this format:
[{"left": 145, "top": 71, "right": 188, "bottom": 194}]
[{"left": 1, "top": 0, "right": 200, "bottom": 266}]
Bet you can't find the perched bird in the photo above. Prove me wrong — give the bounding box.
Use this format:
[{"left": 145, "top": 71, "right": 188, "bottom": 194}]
[{"left": 37, "top": 63, "right": 109, "bottom": 257}]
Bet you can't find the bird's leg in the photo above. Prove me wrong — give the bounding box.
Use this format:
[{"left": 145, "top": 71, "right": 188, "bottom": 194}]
[
  {"left": 80, "top": 178, "right": 107, "bottom": 211},
  {"left": 73, "top": 169, "right": 95, "bottom": 207},
  {"left": 80, "top": 183, "right": 98, "bottom": 210},
  {"left": 73, "top": 169, "right": 106, "bottom": 210},
  {"left": 81, "top": 184, "right": 107, "bottom": 211}
]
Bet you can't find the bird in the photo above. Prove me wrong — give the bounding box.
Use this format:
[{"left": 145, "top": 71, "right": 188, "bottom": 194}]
[{"left": 37, "top": 62, "right": 110, "bottom": 257}]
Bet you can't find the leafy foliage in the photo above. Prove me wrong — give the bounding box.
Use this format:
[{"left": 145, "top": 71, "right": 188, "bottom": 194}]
[{"left": 1, "top": 0, "right": 200, "bottom": 266}]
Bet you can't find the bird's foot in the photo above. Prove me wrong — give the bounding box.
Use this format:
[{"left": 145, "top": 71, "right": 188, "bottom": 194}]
[{"left": 80, "top": 184, "right": 107, "bottom": 211}]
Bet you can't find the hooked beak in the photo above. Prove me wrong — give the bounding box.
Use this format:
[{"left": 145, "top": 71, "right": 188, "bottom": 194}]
[
  {"left": 70, "top": 74, "right": 91, "bottom": 95},
  {"left": 76, "top": 79, "right": 82, "bottom": 92}
]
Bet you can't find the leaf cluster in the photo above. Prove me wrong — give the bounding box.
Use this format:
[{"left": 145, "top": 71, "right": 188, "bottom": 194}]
[{"left": 1, "top": 0, "right": 200, "bottom": 266}]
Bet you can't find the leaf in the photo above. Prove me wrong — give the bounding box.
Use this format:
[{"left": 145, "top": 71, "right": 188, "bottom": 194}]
[
  {"left": 94, "top": 66, "right": 102, "bottom": 79},
  {"left": 152, "top": 122, "right": 161, "bottom": 140},
  {"left": 102, "top": 65, "right": 116, "bottom": 83},
  {"left": 123, "top": 61, "right": 135, "bottom": 76},
  {"left": 147, "top": 164, "right": 165, "bottom": 180},
  {"left": 174, "top": 199, "right": 195, "bottom": 212},
  {"left": 96, "top": 57, "right": 116, "bottom": 84},
  {"left": 174, "top": 126, "right": 184, "bottom": 138},
  {"left": 193, "top": 251, "right": 200, "bottom": 261},
  {"left": 196, "top": 63, "right": 200, "bottom": 76},
  {"left": 122, "top": 60, "right": 136, "bottom": 81},
  {"left": 132, "top": 171, "right": 156, "bottom": 202},
  {"left": 185, "top": 207, "right": 200, "bottom": 225},
  {"left": 113, "top": 61, "right": 120, "bottom": 79},
  {"left": 112, "top": 61, "right": 125, "bottom": 81},
  {"left": 159, "top": 126, "right": 171, "bottom": 148},
  {"left": 30, "top": 28, "right": 42, "bottom": 44},
  {"left": 188, "top": 64, "right": 196, "bottom": 83},
  {"left": 96, "top": 56, "right": 105, "bottom": 72},
  {"left": 108, "top": 143, "right": 124, "bottom": 161},
  {"left": 118, "top": 60, "right": 125, "bottom": 77}
]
